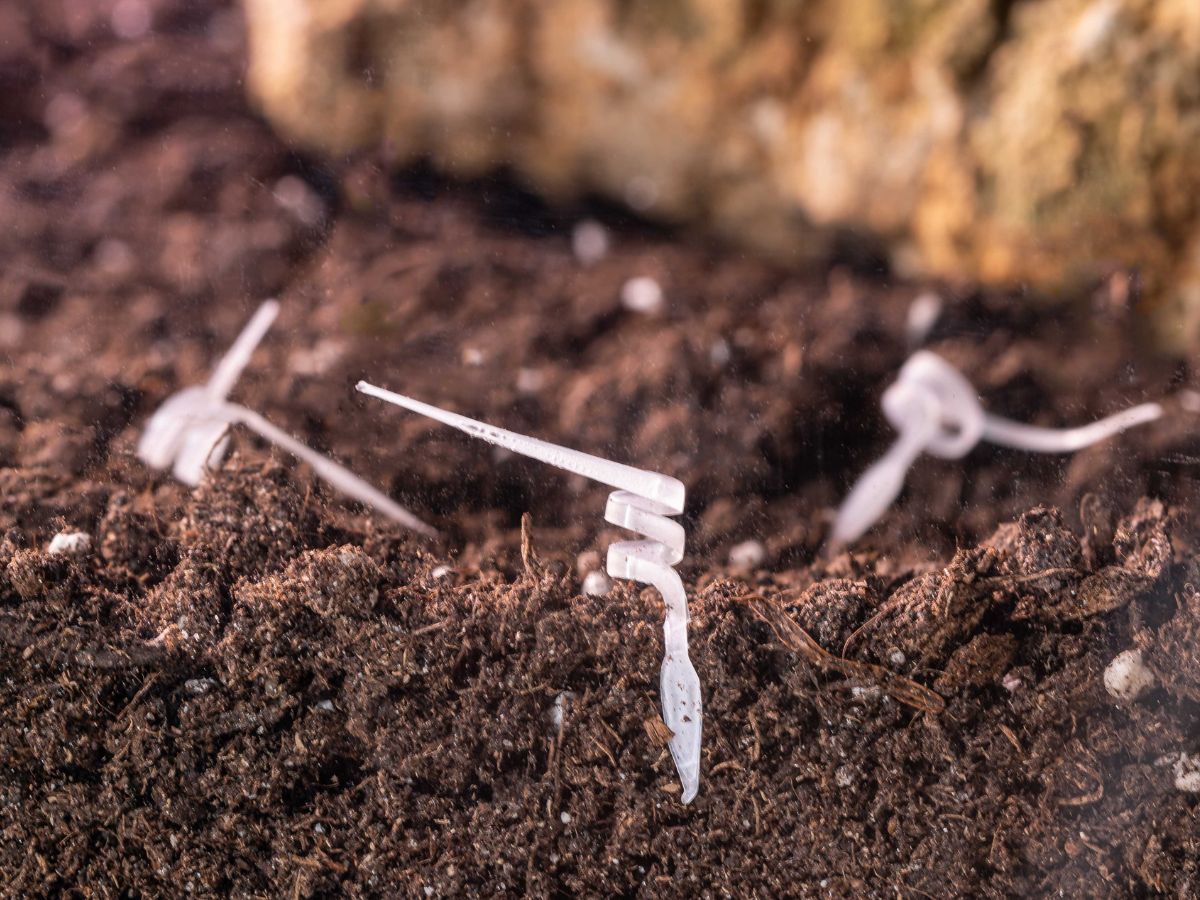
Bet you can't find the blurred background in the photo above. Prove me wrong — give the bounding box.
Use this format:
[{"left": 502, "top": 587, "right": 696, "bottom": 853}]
[
  {"left": 8, "top": 2, "right": 1199, "bottom": 347},
  {"left": 241, "top": 0, "right": 1200, "bottom": 350}
]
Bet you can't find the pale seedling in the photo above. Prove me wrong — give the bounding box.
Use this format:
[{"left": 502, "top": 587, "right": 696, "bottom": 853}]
[
  {"left": 833, "top": 350, "right": 1163, "bottom": 545},
  {"left": 356, "top": 380, "right": 703, "bottom": 803},
  {"left": 138, "top": 301, "right": 435, "bottom": 536}
]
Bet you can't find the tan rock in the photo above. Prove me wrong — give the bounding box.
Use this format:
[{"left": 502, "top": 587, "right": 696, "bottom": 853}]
[{"left": 244, "top": 0, "right": 1200, "bottom": 347}]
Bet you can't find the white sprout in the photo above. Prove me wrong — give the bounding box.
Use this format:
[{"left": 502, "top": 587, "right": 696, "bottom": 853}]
[
  {"left": 138, "top": 301, "right": 435, "bottom": 537},
  {"left": 832, "top": 351, "right": 1163, "bottom": 545},
  {"left": 356, "top": 380, "right": 702, "bottom": 803}
]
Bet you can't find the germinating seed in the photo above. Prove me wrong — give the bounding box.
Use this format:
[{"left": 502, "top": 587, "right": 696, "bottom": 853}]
[
  {"left": 356, "top": 380, "right": 703, "bottom": 804},
  {"left": 833, "top": 350, "right": 1164, "bottom": 545},
  {"left": 137, "top": 300, "right": 434, "bottom": 536}
]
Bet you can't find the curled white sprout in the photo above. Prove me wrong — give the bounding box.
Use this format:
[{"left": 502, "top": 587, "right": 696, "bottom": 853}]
[
  {"left": 137, "top": 302, "right": 435, "bottom": 537},
  {"left": 832, "top": 351, "right": 1163, "bottom": 546},
  {"left": 356, "top": 381, "right": 702, "bottom": 803}
]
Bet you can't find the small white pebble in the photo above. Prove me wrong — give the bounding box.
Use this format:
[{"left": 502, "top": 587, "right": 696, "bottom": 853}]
[
  {"left": 889, "top": 650, "right": 906, "bottom": 667},
  {"left": 550, "top": 691, "right": 575, "bottom": 730},
  {"left": 314, "top": 823, "right": 325, "bottom": 834},
  {"left": 835, "top": 765, "right": 855, "bottom": 788},
  {"left": 560, "top": 811, "right": 571, "bottom": 824},
  {"left": 316, "top": 699, "right": 335, "bottom": 712},
  {"left": 1103, "top": 648, "right": 1156, "bottom": 702},
  {"left": 184, "top": 678, "right": 216, "bottom": 696},
  {"left": 272, "top": 175, "right": 325, "bottom": 227},
  {"left": 906, "top": 291, "right": 943, "bottom": 346},
  {"left": 1172, "top": 753, "right": 1200, "bottom": 792},
  {"left": 582, "top": 570, "right": 612, "bottom": 597},
  {"left": 728, "top": 539, "right": 766, "bottom": 569},
  {"left": 516, "top": 367, "right": 545, "bottom": 395},
  {"left": 288, "top": 338, "right": 344, "bottom": 376},
  {"left": 620, "top": 276, "right": 664, "bottom": 315},
  {"left": 572, "top": 220, "right": 609, "bottom": 266},
  {"left": 1002, "top": 671, "right": 1022, "bottom": 692},
  {"left": 430, "top": 565, "right": 452, "bottom": 580},
  {"left": 47, "top": 532, "right": 90, "bottom": 556},
  {"left": 423, "top": 887, "right": 434, "bottom": 897},
  {"left": 461, "top": 347, "right": 484, "bottom": 366}
]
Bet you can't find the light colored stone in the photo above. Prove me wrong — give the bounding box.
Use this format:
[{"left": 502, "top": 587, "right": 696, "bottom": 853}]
[
  {"left": 47, "top": 531, "right": 90, "bottom": 556},
  {"left": 244, "top": 0, "right": 1200, "bottom": 348},
  {"left": 728, "top": 539, "right": 766, "bottom": 570},
  {"left": 582, "top": 569, "right": 612, "bottom": 597},
  {"left": 1103, "top": 648, "right": 1156, "bottom": 701}
]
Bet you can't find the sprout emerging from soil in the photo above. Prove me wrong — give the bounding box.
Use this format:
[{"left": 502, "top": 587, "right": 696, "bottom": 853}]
[
  {"left": 356, "top": 380, "right": 703, "bottom": 803},
  {"left": 138, "top": 301, "right": 435, "bottom": 536},
  {"left": 833, "top": 351, "right": 1163, "bottom": 545}
]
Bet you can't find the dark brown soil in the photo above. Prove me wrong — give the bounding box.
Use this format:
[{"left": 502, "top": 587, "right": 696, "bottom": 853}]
[{"left": 3, "top": 3, "right": 1200, "bottom": 897}]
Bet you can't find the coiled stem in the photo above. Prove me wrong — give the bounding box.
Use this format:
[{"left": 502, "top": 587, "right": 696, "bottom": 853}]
[
  {"left": 357, "top": 382, "right": 703, "bottom": 802},
  {"left": 832, "top": 351, "right": 1163, "bottom": 546}
]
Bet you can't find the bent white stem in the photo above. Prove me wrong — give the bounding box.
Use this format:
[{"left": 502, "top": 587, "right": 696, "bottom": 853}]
[
  {"left": 834, "top": 351, "right": 1166, "bottom": 545},
  {"left": 218, "top": 402, "right": 438, "bottom": 537},
  {"left": 206, "top": 300, "right": 280, "bottom": 402},
  {"left": 981, "top": 402, "right": 1164, "bottom": 454},
  {"left": 137, "top": 302, "right": 433, "bottom": 535},
  {"left": 830, "top": 426, "right": 929, "bottom": 547},
  {"left": 359, "top": 382, "right": 702, "bottom": 802},
  {"left": 356, "top": 382, "right": 685, "bottom": 513}
]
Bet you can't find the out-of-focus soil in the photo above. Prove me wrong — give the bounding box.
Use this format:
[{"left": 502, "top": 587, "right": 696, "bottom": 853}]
[{"left": 1, "top": 2, "right": 1199, "bottom": 897}]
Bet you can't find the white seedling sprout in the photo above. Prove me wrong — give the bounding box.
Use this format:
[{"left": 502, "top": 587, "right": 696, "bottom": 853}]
[
  {"left": 137, "top": 301, "right": 435, "bottom": 537},
  {"left": 832, "top": 350, "right": 1163, "bottom": 545},
  {"left": 356, "top": 380, "right": 702, "bottom": 803}
]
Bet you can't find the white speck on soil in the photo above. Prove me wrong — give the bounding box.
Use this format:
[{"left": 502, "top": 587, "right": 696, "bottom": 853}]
[
  {"left": 582, "top": 570, "right": 612, "bottom": 597},
  {"left": 47, "top": 531, "right": 90, "bottom": 556},
  {"left": 516, "top": 367, "right": 545, "bottom": 394},
  {"left": 550, "top": 691, "right": 575, "bottom": 730},
  {"left": 572, "top": 220, "right": 610, "bottom": 265},
  {"left": 1103, "top": 648, "right": 1156, "bottom": 702},
  {"left": 621, "top": 276, "right": 664, "bottom": 314},
  {"left": 906, "top": 290, "right": 943, "bottom": 346},
  {"left": 728, "top": 539, "right": 766, "bottom": 569},
  {"left": 1156, "top": 752, "right": 1200, "bottom": 792}
]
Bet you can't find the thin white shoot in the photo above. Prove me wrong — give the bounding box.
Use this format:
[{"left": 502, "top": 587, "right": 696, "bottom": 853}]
[
  {"left": 356, "top": 381, "right": 702, "bottom": 803},
  {"left": 137, "top": 303, "right": 435, "bottom": 536},
  {"left": 832, "top": 351, "right": 1164, "bottom": 545}
]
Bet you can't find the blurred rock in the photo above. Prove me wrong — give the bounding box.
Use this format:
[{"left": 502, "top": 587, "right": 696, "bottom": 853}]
[{"left": 245, "top": 0, "right": 1200, "bottom": 348}]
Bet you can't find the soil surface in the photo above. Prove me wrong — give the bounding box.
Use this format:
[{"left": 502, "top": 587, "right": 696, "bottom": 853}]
[{"left": 3, "top": 2, "right": 1200, "bottom": 897}]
